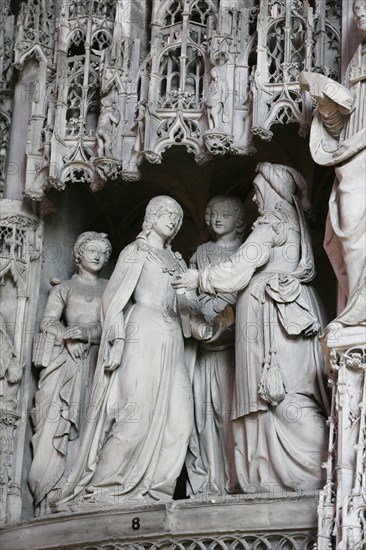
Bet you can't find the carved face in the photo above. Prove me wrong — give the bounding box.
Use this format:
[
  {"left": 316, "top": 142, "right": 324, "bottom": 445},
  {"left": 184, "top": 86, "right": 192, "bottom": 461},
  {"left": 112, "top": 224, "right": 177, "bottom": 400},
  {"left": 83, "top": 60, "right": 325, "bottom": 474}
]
[
  {"left": 252, "top": 176, "right": 266, "bottom": 215},
  {"left": 80, "top": 239, "right": 108, "bottom": 274},
  {"left": 353, "top": 0, "right": 366, "bottom": 35},
  {"left": 210, "top": 201, "right": 237, "bottom": 238},
  {"left": 152, "top": 209, "right": 182, "bottom": 242}
]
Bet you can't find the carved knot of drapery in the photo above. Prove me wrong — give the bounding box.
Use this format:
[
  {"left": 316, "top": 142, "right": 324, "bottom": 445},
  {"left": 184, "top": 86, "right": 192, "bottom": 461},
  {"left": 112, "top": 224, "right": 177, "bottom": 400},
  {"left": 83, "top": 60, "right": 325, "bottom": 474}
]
[{"left": 258, "top": 273, "right": 320, "bottom": 406}]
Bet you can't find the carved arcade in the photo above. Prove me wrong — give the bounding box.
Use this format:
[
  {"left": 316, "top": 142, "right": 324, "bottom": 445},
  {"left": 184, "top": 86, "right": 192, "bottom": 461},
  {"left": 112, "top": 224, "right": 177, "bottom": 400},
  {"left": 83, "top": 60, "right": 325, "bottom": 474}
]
[{"left": 4, "top": 0, "right": 341, "bottom": 198}]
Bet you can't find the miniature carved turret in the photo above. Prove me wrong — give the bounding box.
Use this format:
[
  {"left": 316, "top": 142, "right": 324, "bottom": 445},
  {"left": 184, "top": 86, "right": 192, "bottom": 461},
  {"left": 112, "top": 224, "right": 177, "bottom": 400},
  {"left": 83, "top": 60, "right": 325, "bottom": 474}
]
[
  {"left": 2, "top": 0, "right": 341, "bottom": 201},
  {"left": 0, "top": 1, "right": 14, "bottom": 197}
]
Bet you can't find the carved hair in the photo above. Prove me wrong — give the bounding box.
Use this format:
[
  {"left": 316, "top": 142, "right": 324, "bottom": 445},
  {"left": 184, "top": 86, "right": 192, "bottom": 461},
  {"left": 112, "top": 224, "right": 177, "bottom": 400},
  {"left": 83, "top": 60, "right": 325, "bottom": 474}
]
[
  {"left": 73, "top": 231, "right": 112, "bottom": 270},
  {"left": 139, "top": 195, "right": 183, "bottom": 246},
  {"left": 205, "top": 195, "right": 246, "bottom": 241}
]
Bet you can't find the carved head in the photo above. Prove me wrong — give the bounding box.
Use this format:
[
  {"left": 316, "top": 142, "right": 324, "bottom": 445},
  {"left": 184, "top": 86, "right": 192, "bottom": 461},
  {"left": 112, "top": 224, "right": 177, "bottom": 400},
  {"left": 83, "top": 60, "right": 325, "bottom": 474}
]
[
  {"left": 353, "top": 0, "right": 366, "bottom": 36},
  {"left": 205, "top": 196, "right": 245, "bottom": 241},
  {"left": 210, "top": 67, "right": 219, "bottom": 81},
  {"left": 140, "top": 196, "right": 183, "bottom": 246},
  {"left": 101, "top": 97, "right": 116, "bottom": 109},
  {"left": 73, "top": 231, "right": 112, "bottom": 273},
  {"left": 254, "top": 162, "right": 311, "bottom": 214}
]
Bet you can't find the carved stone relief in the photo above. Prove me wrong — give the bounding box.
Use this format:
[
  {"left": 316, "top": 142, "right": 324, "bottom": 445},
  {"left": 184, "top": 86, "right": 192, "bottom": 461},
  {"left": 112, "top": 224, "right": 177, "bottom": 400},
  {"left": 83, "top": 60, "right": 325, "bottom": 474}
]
[
  {"left": 172, "top": 163, "right": 329, "bottom": 496},
  {"left": 1, "top": 2, "right": 364, "bottom": 550},
  {"left": 301, "top": 2, "right": 366, "bottom": 546},
  {"left": 77, "top": 533, "right": 317, "bottom": 550},
  {"left": 0, "top": 201, "right": 43, "bottom": 526},
  {"left": 50, "top": 197, "right": 212, "bottom": 511},
  {"left": 317, "top": 343, "right": 366, "bottom": 549},
  {"left": 187, "top": 196, "right": 245, "bottom": 496},
  {"left": 6, "top": 0, "right": 341, "bottom": 201},
  {"left": 29, "top": 232, "right": 112, "bottom": 515},
  {"left": 251, "top": 0, "right": 341, "bottom": 141},
  {"left": 0, "top": 1, "right": 14, "bottom": 197}
]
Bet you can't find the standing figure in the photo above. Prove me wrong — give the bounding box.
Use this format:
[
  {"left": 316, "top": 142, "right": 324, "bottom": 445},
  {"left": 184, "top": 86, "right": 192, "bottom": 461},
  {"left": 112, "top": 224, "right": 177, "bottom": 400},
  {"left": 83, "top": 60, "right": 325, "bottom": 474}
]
[
  {"left": 300, "top": 0, "right": 366, "bottom": 327},
  {"left": 29, "top": 232, "right": 112, "bottom": 514},
  {"left": 0, "top": 312, "right": 24, "bottom": 403},
  {"left": 132, "top": 99, "right": 147, "bottom": 153},
  {"left": 205, "top": 64, "right": 229, "bottom": 130},
  {"left": 187, "top": 196, "right": 245, "bottom": 496},
  {"left": 173, "top": 163, "right": 329, "bottom": 495},
  {"left": 52, "top": 196, "right": 212, "bottom": 509},
  {"left": 96, "top": 97, "right": 120, "bottom": 157}
]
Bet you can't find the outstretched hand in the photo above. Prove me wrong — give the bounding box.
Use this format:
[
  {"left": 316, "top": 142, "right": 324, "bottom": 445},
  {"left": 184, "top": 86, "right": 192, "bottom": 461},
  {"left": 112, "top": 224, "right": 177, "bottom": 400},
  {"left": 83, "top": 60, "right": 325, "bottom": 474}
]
[{"left": 171, "top": 270, "right": 199, "bottom": 291}]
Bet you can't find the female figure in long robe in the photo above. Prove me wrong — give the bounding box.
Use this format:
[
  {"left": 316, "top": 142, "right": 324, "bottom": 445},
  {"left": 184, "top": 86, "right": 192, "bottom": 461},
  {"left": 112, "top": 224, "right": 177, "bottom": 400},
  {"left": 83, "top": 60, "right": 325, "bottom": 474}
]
[
  {"left": 29, "top": 232, "right": 112, "bottom": 514},
  {"left": 173, "top": 163, "right": 329, "bottom": 494},
  {"left": 52, "top": 196, "right": 211, "bottom": 508},
  {"left": 187, "top": 196, "right": 245, "bottom": 496}
]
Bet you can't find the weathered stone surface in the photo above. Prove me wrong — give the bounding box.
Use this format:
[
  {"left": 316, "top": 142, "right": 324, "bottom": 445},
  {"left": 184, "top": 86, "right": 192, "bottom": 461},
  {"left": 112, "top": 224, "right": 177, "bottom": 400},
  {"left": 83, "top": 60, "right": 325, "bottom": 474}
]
[
  {"left": 0, "top": 2, "right": 365, "bottom": 549},
  {"left": 0, "top": 496, "right": 318, "bottom": 550}
]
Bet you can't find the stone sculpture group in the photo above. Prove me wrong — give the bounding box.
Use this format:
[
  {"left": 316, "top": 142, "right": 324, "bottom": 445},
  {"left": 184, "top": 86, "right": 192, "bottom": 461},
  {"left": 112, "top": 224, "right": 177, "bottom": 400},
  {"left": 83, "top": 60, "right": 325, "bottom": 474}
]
[
  {"left": 24, "top": 0, "right": 365, "bottom": 521},
  {"left": 28, "top": 164, "right": 330, "bottom": 514}
]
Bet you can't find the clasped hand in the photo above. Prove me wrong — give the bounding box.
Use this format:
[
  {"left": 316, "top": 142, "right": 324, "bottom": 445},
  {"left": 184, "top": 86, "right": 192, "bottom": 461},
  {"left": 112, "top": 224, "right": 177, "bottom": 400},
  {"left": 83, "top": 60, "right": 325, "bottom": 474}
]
[
  {"left": 205, "top": 317, "right": 225, "bottom": 344},
  {"left": 64, "top": 325, "right": 88, "bottom": 362},
  {"left": 171, "top": 269, "right": 199, "bottom": 291}
]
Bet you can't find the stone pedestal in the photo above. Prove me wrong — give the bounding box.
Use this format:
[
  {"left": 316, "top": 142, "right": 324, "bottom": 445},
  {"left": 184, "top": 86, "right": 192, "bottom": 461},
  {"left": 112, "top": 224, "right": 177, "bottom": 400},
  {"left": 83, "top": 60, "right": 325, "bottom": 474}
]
[{"left": 1, "top": 495, "right": 319, "bottom": 550}]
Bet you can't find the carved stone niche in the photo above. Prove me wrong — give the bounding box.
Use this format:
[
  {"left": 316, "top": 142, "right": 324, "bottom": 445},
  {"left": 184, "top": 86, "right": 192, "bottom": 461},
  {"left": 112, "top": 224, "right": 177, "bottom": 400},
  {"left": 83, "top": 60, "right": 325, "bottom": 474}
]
[
  {"left": 1, "top": 495, "right": 318, "bottom": 550},
  {"left": 0, "top": 200, "right": 43, "bottom": 526},
  {"left": 0, "top": 1, "right": 15, "bottom": 198},
  {"left": 317, "top": 335, "right": 366, "bottom": 550}
]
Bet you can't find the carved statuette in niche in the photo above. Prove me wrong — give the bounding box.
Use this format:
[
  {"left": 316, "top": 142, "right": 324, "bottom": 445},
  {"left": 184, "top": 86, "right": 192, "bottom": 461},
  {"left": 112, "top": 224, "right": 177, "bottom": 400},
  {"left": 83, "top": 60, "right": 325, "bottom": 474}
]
[
  {"left": 300, "top": 0, "right": 366, "bottom": 334},
  {"left": 28, "top": 232, "right": 112, "bottom": 515},
  {"left": 187, "top": 196, "right": 245, "bottom": 496},
  {"left": 52, "top": 196, "right": 212, "bottom": 509},
  {"left": 203, "top": 54, "right": 234, "bottom": 156},
  {"left": 205, "top": 59, "right": 229, "bottom": 132},
  {"left": 173, "top": 163, "right": 329, "bottom": 494},
  {"left": 0, "top": 313, "right": 24, "bottom": 406},
  {"left": 132, "top": 99, "right": 147, "bottom": 154},
  {"left": 96, "top": 97, "right": 121, "bottom": 158}
]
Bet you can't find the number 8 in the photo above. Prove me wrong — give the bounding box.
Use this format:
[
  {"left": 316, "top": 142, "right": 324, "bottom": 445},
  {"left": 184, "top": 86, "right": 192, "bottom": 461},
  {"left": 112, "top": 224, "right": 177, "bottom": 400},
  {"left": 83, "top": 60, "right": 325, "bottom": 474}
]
[{"left": 132, "top": 517, "right": 140, "bottom": 530}]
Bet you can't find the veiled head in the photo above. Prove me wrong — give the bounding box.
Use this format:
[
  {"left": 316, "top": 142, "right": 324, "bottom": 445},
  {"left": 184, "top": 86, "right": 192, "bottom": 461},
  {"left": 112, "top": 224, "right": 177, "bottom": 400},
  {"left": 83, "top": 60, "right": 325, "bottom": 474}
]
[
  {"left": 353, "top": 0, "right": 366, "bottom": 36},
  {"left": 254, "top": 162, "right": 311, "bottom": 214}
]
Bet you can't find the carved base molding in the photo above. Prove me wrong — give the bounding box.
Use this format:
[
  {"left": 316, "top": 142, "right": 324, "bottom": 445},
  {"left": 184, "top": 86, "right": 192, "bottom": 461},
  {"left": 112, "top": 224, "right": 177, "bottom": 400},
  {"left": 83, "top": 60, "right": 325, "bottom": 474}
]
[{"left": 0, "top": 495, "right": 318, "bottom": 550}]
